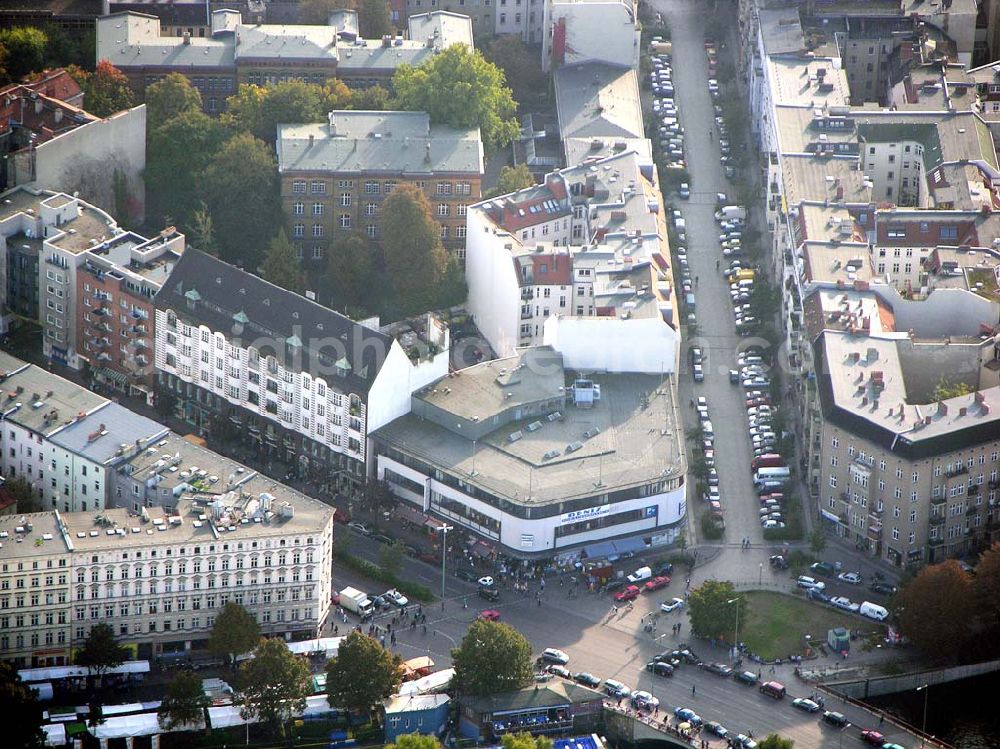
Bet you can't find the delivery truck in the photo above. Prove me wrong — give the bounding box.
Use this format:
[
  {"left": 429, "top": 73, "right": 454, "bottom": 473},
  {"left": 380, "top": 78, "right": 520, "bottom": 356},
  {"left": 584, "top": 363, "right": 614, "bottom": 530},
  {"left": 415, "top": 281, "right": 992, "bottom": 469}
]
[
  {"left": 714, "top": 205, "right": 747, "bottom": 221},
  {"left": 339, "top": 587, "right": 374, "bottom": 618}
]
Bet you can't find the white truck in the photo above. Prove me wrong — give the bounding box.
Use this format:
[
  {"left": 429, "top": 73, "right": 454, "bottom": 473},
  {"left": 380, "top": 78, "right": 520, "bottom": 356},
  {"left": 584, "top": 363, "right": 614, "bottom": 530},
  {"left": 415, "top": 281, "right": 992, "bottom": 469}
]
[
  {"left": 339, "top": 586, "right": 374, "bottom": 618},
  {"left": 714, "top": 205, "right": 747, "bottom": 221}
]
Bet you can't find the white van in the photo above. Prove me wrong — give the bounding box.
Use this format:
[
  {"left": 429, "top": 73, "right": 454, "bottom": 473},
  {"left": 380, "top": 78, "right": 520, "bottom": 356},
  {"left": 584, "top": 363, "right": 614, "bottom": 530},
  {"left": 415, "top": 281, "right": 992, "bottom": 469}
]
[
  {"left": 859, "top": 601, "right": 888, "bottom": 621},
  {"left": 754, "top": 466, "right": 791, "bottom": 482},
  {"left": 627, "top": 566, "right": 653, "bottom": 583},
  {"left": 701, "top": 420, "right": 715, "bottom": 439}
]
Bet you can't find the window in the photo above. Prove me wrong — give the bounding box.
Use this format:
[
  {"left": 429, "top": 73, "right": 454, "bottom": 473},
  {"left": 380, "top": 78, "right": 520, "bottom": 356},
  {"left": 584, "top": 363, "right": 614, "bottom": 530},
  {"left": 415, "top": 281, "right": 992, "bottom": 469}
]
[
  {"left": 365, "top": 181, "right": 380, "bottom": 194},
  {"left": 366, "top": 224, "right": 377, "bottom": 238},
  {"left": 293, "top": 202, "right": 304, "bottom": 215},
  {"left": 339, "top": 214, "right": 351, "bottom": 229},
  {"left": 340, "top": 193, "right": 352, "bottom": 207},
  {"left": 293, "top": 224, "right": 304, "bottom": 238},
  {"left": 940, "top": 226, "right": 958, "bottom": 240},
  {"left": 312, "top": 203, "right": 324, "bottom": 216},
  {"left": 437, "top": 204, "right": 449, "bottom": 217},
  {"left": 365, "top": 203, "right": 377, "bottom": 217},
  {"left": 312, "top": 224, "right": 324, "bottom": 238},
  {"left": 292, "top": 180, "right": 306, "bottom": 194},
  {"left": 310, "top": 181, "right": 326, "bottom": 195}
]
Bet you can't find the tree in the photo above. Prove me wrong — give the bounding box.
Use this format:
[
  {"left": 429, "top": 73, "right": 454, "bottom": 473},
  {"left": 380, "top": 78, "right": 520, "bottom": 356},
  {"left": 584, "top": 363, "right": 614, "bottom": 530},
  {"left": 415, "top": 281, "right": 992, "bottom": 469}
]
[
  {"left": 76, "top": 623, "right": 129, "bottom": 678},
  {"left": 83, "top": 60, "right": 136, "bottom": 117},
  {"left": 327, "top": 232, "right": 380, "bottom": 314},
  {"left": 299, "top": 0, "right": 356, "bottom": 24},
  {"left": 237, "top": 638, "right": 311, "bottom": 738},
  {"left": 501, "top": 734, "right": 553, "bottom": 749},
  {"left": 809, "top": 528, "right": 826, "bottom": 555},
  {"left": 145, "top": 72, "right": 203, "bottom": 126},
  {"left": 483, "top": 35, "right": 545, "bottom": 108},
  {"left": 381, "top": 183, "right": 448, "bottom": 316},
  {"left": 158, "top": 671, "right": 210, "bottom": 730},
  {"left": 145, "top": 111, "right": 229, "bottom": 228},
  {"left": 207, "top": 602, "right": 261, "bottom": 670},
  {"left": 687, "top": 580, "right": 746, "bottom": 644},
  {"left": 894, "top": 560, "right": 974, "bottom": 661},
  {"left": 387, "top": 736, "right": 443, "bottom": 749},
  {"left": 0, "top": 662, "right": 45, "bottom": 748},
  {"left": 378, "top": 540, "right": 404, "bottom": 575},
  {"left": 0, "top": 28, "right": 47, "bottom": 80},
  {"left": 351, "top": 84, "right": 390, "bottom": 111},
  {"left": 973, "top": 542, "right": 1000, "bottom": 640},
  {"left": 189, "top": 202, "right": 219, "bottom": 255},
  {"left": 932, "top": 377, "right": 974, "bottom": 401},
  {"left": 325, "top": 631, "right": 403, "bottom": 715},
  {"left": 3, "top": 476, "right": 41, "bottom": 513},
  {"left": 260, "top": 230, "right": 305, "bottom": 294},
  {"left": 487, "top": 164, "right": 535, "bottom": 198},
  {"left": 358, "top": 0, "right": 393, "bottom": 37},
  {"left": 200, "top": 132, "right": 282, "bottom": 269},
  {"left": 392, "top": 45, "right": 518, "bottom": 151},
  {"left": 226, "top": 80, "right": 324, "bottom": 143},
  {"left": 757, "top": 735, "right": 794, "bottom": 749},
  {"left": 451, "top": 619, "right": 533, "bottom": 696}
]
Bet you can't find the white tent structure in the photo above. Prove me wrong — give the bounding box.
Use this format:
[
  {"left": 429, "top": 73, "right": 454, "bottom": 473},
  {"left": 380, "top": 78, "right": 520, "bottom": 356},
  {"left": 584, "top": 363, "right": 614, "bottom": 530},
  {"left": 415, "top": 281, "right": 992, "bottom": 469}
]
[
  {"left": 42, "top": 724, "right": 65, "bottom": 747},
  {"left": 208, "top": 705, "right": 260, "bottom": 729},
  {"left": 19, "top": 661, "right": 150, "bottom": 683},
  {"left": 91, "top": 713, "right": 161, "bottom": 739},
  {"left": 398, "top": 668, "right": 454, "bottom": 695},
  {"left": 287, "top": 637, "right": 344, "bottom": 659}
]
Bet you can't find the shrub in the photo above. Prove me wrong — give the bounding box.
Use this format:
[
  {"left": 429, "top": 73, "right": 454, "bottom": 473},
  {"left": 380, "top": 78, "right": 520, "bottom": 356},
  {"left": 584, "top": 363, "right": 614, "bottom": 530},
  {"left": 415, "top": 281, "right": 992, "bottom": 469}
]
[
  {"left": 700, "top": 510, "right": 724, "bottom": 540},
  {"left": 335, "top": 550, "right": 434, "bottom": 602}
]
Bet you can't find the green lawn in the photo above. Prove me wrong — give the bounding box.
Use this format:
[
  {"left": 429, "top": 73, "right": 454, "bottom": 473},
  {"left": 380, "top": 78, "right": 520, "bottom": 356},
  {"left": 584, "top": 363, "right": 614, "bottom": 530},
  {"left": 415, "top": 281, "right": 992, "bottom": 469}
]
[{"left": 740, "top": 591, "right": 876, "bottom": 660}]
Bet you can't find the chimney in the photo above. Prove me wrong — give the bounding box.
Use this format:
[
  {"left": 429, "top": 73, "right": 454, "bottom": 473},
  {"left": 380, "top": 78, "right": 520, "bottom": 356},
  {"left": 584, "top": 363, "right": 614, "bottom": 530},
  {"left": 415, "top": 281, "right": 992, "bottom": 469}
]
[
  {"left": 53, "top": 108, "right": 63, "bottom": 124},
  {"left": 308, "top": 133, "right": 314, "bottom": 148},
  {"left": 328, "top": 112, "right": 336, "bottom": 136},
  {"left": 183, "top": 31, "right": 191, "bottom": 45},
  {"left": 34, "top": 99, "right": 43, "bottom": 115},
  {"left": 938, "top": 402, "right": 948, "bottom": 416},
  {"left": 425, "top": 141, "right": 432, "bottom": 164}
]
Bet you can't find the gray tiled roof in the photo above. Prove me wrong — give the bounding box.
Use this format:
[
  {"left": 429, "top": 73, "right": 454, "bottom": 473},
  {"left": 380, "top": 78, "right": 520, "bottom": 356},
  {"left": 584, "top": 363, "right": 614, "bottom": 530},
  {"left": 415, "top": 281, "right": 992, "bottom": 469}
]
[{"left": 48, "top": 402, "right": 168, "bottom": 464}]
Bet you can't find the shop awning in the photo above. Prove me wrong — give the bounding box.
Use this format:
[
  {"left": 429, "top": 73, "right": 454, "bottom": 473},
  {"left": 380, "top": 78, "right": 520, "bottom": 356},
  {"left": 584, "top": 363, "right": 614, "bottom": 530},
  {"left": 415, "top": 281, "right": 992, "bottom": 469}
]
[
  {"left": 613, "top": 536, "right": 647, "bottom": 555},
  {"left": 396, "top": 505, "right": 428, "bottom": 526},
  {"left": 425, "top": 516, "right": 449, "bottom": 530},
  {"left": 583, "top": 541, "right": 616, "bottom": 560},
  {"left": 469, "top": 539, "right": 495, "bottom": 558},
  {"left": 95, "top": 367, "right": 128, "bottom": 385}
]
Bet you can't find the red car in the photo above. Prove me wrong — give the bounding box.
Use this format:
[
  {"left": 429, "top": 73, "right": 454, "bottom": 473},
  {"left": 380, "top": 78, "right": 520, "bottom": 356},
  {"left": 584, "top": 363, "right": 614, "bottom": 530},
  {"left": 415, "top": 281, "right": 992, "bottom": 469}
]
[
  {"left": 614, "top": 585, "right": 641, "bottom": 602},
  {"left": 860, "top": 730, "right": 884, "bottom": 746},
  {"left": 479, "top": 609, "right": 501, "bottom": 622},
  {"left": 645, "top": 576, "right": 671, "bottom": 592}
]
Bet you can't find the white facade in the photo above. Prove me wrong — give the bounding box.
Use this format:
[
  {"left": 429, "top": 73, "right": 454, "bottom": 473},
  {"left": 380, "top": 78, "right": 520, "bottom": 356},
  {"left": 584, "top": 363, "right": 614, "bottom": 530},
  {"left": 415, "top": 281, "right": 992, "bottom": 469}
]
[
  {"left": 377, "top": 453, "right": 686, "bottom": 554},
  {"left": 465, "top": 208, "right": 523, "bottom": 357},
  {"left": 860, "top": 140, "right": 926, "bottom": 207},
  {"left": 542, "top": 315, "right": 679, "bottom": 374},
  {"left": 494, "top": 0, "right": 546, "bottom": 43}
]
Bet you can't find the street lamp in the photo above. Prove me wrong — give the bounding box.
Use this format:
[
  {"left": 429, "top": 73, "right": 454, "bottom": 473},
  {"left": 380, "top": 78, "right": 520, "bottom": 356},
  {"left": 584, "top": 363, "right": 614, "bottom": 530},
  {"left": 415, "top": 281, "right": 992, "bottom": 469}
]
[
  {"left": 440, "top": 524, "right": 454, "bottom": 602},
  {"left": 916, "top": 684, "right": 930, "bottom": 747},
  {"left": 726, "top": 597, "right": 741, "bottom": 663}
]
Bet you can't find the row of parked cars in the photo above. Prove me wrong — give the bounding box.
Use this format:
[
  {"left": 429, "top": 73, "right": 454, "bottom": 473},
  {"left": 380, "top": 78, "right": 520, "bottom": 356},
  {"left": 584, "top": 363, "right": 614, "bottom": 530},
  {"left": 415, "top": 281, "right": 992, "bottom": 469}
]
[
  {"left": 704, "top": 37, "right": 737, "bottom": 182},
  {"left": 692, "top": 392, "right": 726, "bottom": 527},
  {"left": 649, "top": 51, "right": 686, "bottom": 171}
]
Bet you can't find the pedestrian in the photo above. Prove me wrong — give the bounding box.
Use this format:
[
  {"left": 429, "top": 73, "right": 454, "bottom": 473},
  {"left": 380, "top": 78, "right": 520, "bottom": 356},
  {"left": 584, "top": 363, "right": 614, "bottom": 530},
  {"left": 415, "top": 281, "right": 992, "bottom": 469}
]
[
  {"left": 612, "top": 605, "right": 618, "bottom": 613},
  {"left": 879, "top": 714, "right": 884, "bottom": 726},
  {"left": 391, "top": 632, "right": 397, "bottom": 646},
  {"left": 537, "top": 598, "right": 542, "bottom": 607},
  {"left": 334, "top": 625, "right": 339, "bottom": 635},
  {"left": 757, "top": 670, "right": 761, "bottom": 680},
  {"left": 691, "top": 684, "right": 696, "bottom": 695}
]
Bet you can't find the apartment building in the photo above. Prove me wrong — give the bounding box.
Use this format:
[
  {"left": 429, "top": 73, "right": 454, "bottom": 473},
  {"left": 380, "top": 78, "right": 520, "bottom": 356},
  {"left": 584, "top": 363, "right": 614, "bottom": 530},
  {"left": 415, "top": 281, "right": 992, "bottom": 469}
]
[
  {"left": 0, "top": 483, "right": 334, "bottom": 667},
  {"left": 372, "top": 346, "right": 687, "bottom": 558},
  {"left": 153, "top": 248, "right": 449, "bottom": 491},
  {"left": 0, "top": 351, "right": 168, "bottom": 513},
  {"left": 542, "top": 0, "right": 640, "bottom": 72},
  {"left": 465, "top": 150, "right": 680, "bottom": 373},
  {"left": 96, "top": 9, "right": 474, "bottom": 113},
  {"left": 0, "top": 78, "right": 146, "bottom": 221},
  {"left": 76, "top": 227, "right": 184, "bottom": 401},
  {"left": 276, "top": 111, "right": 484, "bottom": 263}
]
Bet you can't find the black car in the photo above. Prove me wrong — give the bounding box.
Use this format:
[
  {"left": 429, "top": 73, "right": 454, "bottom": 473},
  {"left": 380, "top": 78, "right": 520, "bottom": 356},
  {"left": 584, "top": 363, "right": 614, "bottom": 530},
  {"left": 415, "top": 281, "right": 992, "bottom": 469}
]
[
  {"left": 478, "top": 586, "right": 500, "bottom": 602},
  {"left": 655, "top": 562, "right": 675, "bottom": 577},
  {"left": 769, "top": 555, "right": 789, "bottom": 570},
  {"left": 373, "top": 534, "right": 395, "bottom": 545},
  {"left": 655, "top": 651, "right": 682, "bottom": 667},
  {"left": 455, "top": 569, "right": 479, "bottom": 583},
  {"left": 677, "top": 648, "right": 701, "bottom": 664},
  {"left": 604, "top": 579, "right": 627, "bottom": 593},
  {"left": 573, "top": 672, "right": 601, "bottom": 688},
  {"left": 645, "top": 660, "right": 675, "bottom": 677},
  {"left": 869, "top": 582, "right": 898, "bottom": 596},
  {"left": 822, "top": 711, "right": 849, "bottom": 727},
  {"left": 734, "top": 670, "right": 759, "bottom": 685},
  {"left": 702, "top": 662, "right": 733, "bottom": 677}
]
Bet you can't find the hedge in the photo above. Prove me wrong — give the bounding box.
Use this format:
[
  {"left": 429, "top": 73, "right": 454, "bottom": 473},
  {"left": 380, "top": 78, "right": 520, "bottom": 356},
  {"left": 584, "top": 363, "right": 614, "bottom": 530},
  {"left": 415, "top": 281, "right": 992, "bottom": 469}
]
[{"left": 335, "top": 549, "right": 435, "bottom": 602}]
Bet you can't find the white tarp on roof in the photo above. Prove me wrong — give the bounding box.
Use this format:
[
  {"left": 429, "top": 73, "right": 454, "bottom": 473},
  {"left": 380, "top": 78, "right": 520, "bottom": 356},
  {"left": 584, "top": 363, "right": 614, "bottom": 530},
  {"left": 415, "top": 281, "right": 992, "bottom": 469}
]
[
  {"left": 287, "top": 637, "right": 343, "bottom": 658},
  {"left": 398, "top": 668, "right": 454, "bottom": 695},
  {"left": 19, "top": 661, "right": 150, "bottom": 683},
  {"left": 302, "top": 694, "right": 335, "bottom": 717},
  {"left": 91, "top": 713, "right": 161, "bottom": 739},
  {"left": 42, "top": 724, "right": 66, "bottom": 747}
]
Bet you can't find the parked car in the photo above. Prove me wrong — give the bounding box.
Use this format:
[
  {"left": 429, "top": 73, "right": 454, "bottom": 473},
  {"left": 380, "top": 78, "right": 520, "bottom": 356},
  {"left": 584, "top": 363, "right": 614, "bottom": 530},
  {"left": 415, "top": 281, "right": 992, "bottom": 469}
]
[
  {"left": 673, "top": 707, "right": 702, "bottom": 726},
  {"left": 661, "top": 597, "right": 685, "bottom": 613},
  {"left": 644, "top": 576, "right": 671, "bottom": 592},
  {"left": 792, "top": 698, "right": 821, "bottom": 713},
  {"left": 478, "top": 586, "right": 500, "bottom": 602},
  {"left": 859, "top": 730, "right": 885, "bottom": 746},
  {"left": 347, "top": 521, "right": 372, "bottom": 536},
  {"left": 541, "top": 648, "right": 570, "bottom": 665},
  {"left": 546, "top": 664, "right": 571, "bottom": 679},
  {"left": 829, "top": 596, "right": 860, "bottom": 613},
  {"left": 734, "top": 670, "right": 759, "bottom": 685},
  {"left": 455, "top": 569, "right": 478, "bottom": 582},
  {"left": 615, "top": 585, "right": 642, "bottom": 602},
  {"left": 838, "top": 572, "right": 863, "bottom": 585},
  {"left": 797, "top": 576, "right": 825, "bottom": 591},
  {"left": 477, "top": 576, "right": 495, "bottom": 588},
  {"left": 769, "top": 555, "right": 789, "bottom": 570},
  {"left": 632, "top": 691, "right": 660, "bottom": 710},
  {"left": 822, "top": 711, "right": 849, "bottom": 727},
  {"left": 702, "top": 662, "right": 733, "bottom": 677},
  {"left": 573, "top": 672, "right": 601, "bottom": 688},
  {"left": 478, "top": 609, "right": 501, "bottom": 622},
  {"left": 704, "top": 721, "right": 729, "bottom": 738},
  {"left": 382, "top": 589, "right": 409, "bottom": 608},
  {"left": 870, "top": 582, "right": 898, "bottom": 596},
  {"left": 603, "top": 679, "right": 631, "bottom": 698},
  {"left": 646, "top": 660, "right": 675, "bottom": 677}
]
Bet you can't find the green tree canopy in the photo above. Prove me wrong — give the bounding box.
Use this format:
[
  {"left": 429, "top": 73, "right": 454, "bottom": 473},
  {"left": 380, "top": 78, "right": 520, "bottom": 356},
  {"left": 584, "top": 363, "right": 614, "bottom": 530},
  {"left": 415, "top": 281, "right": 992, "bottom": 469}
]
[
  {"left": 4, "top": 476, "right": 41, "bottom": 513},
  {"left": 0, "top": 662, "right": 45, "bottom": 748},
  {"left": 809, "top": 528, "right": 826, "bottom": 555},
  {"left": 200, "top": 132, "right": 282, "bottom": 268},
  {"left": 0, "top": 27, "right": 47, "bottom": 80},
  {"left": 158, "top": 670, "right": 210, "bottom": 730},
  {"left": 895, "top": 559, "right": 973, "bottom": 660},
  {"left": 380, "top": 183, "right": 448, "bottom": 317},
  {"left": 351, "top": 83, "right": 390, "bottom": 110},
  {"left": 501, "top": 734, "right": 553, "bottom": 749},
  {"left": 358, "top": 0, "right": 393, "bottom": 37},
  {"left": 392, "top": 44, "right": 518, "bottom": 151},
  {"left": 207, "top": 602, "right": 261, "bottom": 669},
  {"left": 488, "top": 164, "right": 535, "bottom": 198},
  {"left": 327, "top": 232, "right": 380, "bottom": 315},
  {"left": 387, "top": 736, "right": 443, "bottom": 749},
  {"left": 77, "top": 623, "right": 129, "bottom": 677},
  {"left": 325, "top": 630, "right": 403, "bottom": 714},
  {"left": 145, "top": 72, "right": 203, "bottom": 126},
  {"left": 83, "top": 59, "right": 136, "bottom": 117},
  {"left": 225, "top": 80, "right": 325, "bottom": 143},
  {"left": 189, "top": 202, "right": 218, "bottom": 255},
  {"left": 687, "top": 580, "right": 746, "bottom": 644},
  {"left": 972, "top": 542, "right": 1000, "bottom": 641},
  {"left": 145, "top": 110, "right": 230, "bottom": 228},
  {"left": 483, "top": 35, "right": 544, "bottom": 108},
  {"left": 259, "top": 229, "right": 304, "bottom": 294},
  {"left": 451, "top": 619, "right": 534, "bottom": 696},
  {"left": 238, "top": 638, "right": 311, "bottom": 738},
  {"left": 932, "top": 377, "right": 974, "bottom": 401},
  {"left": 298, "top": 0, "right": 356, "bottom": 24},
  {"left": 757, "top": 735, "right": 794, "bottom": 749}
]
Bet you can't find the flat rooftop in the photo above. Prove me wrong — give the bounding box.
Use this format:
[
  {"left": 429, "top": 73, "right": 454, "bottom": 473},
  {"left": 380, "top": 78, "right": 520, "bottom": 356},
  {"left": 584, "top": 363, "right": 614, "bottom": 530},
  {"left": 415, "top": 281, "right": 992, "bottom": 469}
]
[
  {"left": 48, "top": 402, "right": 166, "bottom": 465},
  {"left": 801, "top": 241, "right": 876, "bottom": 285},
  {"left": 780, "top": 154, "right": 869, "bottom": 206},
  {"left": 377, "top": 370, "right": 683, "bottom": 505},
  {"left": 766, "top": 57, "right": 851, "bottom": 108},
  {"left": 0, "top": 352, "right": 107, "bottom": 436},
  {"left": 118, "top": 431, "right": 259, "bottom": 496}
]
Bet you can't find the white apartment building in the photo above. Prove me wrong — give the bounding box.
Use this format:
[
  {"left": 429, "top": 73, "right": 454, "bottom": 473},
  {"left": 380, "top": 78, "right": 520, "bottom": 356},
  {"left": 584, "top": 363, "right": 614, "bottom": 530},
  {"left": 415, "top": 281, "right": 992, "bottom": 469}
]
[
  {"left": 541, "top": 0, "right": 640, "bottom": 71},
  {"left": 154, "top": 249, "right": 448, "bottom": 491},
  {"left": 465, "top": 151, "right": 681, "bottom": 373},
  {"left": 0, "top": 351, "right": 167, "bottom": 513},
  {"left": 0, "top": 484, "right": 334, "bottom": 667}
]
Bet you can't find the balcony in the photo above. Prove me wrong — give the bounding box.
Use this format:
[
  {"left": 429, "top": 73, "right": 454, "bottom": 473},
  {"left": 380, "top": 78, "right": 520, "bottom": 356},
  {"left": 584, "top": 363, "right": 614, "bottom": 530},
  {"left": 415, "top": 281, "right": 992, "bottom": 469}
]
[
  {"left": 928, "top": 537, "right": 944, "bottom": 547},
  {"left": 929, "top": 514, "right": 945, "bottom": 526},
  {"left": 520, "top": 289, "right": 534, "bottom": 301},
  {"left": 930, "top": 495, "right": 946, "bottom": 507},
  {"left": 520, "top": 308, "right": 532, "bottom": 320},
  {"left": 945, "top": 465, "right": 969, "bottom": 479},
  {"left": 867, "top": 525, "right": 882, "bottom": 539}
]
